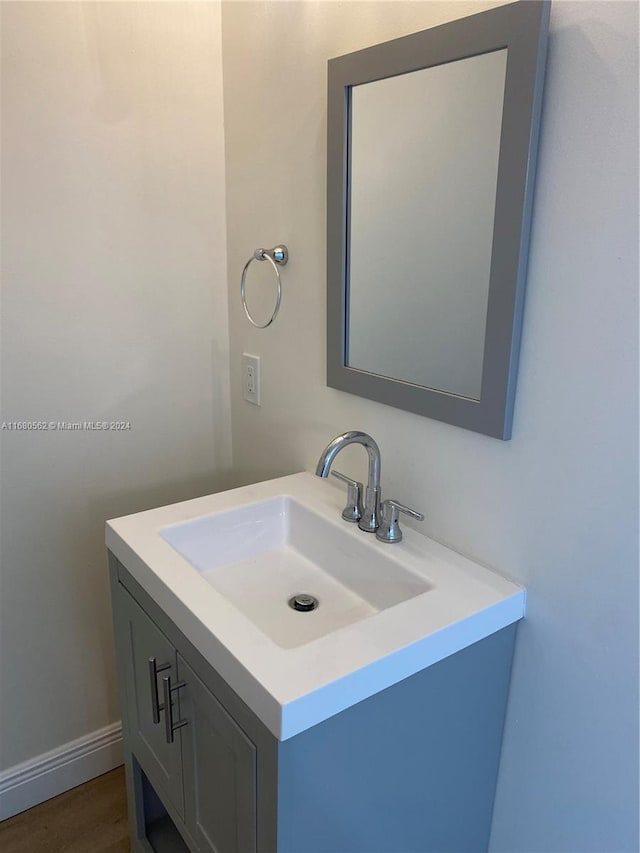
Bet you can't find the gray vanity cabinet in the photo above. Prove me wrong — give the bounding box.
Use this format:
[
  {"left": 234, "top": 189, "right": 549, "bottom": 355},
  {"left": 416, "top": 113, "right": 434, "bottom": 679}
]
[
  {"left": 116, "top": 585, "right": 185, "bottom": 820},
  {"left": 178, "top": 656, "right": 257, "bottom": 853},
  {"left": 112, "top": 570, "right": 263, "bottom": 853},
  {"left": 110, "top": 553, "right": 517, "bottom": 853}
]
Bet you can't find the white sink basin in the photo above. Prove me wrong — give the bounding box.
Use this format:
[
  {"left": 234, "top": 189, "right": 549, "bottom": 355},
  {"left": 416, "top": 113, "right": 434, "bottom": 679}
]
[
  {"left": 160, "top": 496, "right": 430, "bottom": 649},
  {"left": 106, "top": 472, "right": 525, "bottom": 740}
]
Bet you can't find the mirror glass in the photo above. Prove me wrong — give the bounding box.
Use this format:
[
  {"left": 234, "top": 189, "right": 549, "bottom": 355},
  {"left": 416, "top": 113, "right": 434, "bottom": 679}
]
[{"left": 346, "top": 49, "right": 508, "bottom": 400}]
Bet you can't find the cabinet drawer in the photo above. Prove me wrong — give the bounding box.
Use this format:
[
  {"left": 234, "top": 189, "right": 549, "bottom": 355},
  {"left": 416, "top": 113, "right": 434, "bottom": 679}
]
[
  {"left": 116, "top": 584, "right": 185, "bottom": 819},
  {"left": 178, "top": 655, "right": 257, "bottom": 853}
]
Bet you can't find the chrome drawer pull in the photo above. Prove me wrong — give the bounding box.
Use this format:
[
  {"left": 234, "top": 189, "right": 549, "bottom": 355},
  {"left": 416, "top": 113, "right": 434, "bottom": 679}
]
[
  {"left": 162, "top": 675, "right": 188, "bottom": 744},
  {"left": 148, "top": 657, "right": 171, "bottom": 724}
]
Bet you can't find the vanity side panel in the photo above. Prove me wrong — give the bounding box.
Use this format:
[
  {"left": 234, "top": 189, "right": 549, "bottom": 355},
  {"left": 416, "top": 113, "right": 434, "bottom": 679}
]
[
  {"left": 276, "top": 624, "right": 517, "bottom": 853},
  {"left": 113, "top": 557, "right": 279, "bottom": 853}
]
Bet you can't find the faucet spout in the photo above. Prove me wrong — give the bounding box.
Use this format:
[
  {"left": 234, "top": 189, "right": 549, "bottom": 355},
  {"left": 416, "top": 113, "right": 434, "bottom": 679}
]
[{"left": 315, "top": 431, "right": 381, "bottom": 532}]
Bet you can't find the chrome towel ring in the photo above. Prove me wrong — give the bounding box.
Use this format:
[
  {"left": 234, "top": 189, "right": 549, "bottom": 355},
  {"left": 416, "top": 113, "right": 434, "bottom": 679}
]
[{"left": 240, "top": 245, "right": 289, "bottom": 328}]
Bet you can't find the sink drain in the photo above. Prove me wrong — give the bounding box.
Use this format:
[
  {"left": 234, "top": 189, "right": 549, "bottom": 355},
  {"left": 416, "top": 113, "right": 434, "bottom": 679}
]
[{"left": 288, "top": 593, "right": 319, "bottom": 612}]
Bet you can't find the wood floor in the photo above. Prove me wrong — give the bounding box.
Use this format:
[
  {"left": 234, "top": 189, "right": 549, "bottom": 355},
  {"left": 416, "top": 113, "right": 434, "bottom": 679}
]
[{"left": 0, "top": 767, "right": 130, "bottom": 853}]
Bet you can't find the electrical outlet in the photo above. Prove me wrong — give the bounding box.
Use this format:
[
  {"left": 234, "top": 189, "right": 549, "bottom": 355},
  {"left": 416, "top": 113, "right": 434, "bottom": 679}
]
[{"left": 242, "top": 353, "right": 261, "bottom": 405}]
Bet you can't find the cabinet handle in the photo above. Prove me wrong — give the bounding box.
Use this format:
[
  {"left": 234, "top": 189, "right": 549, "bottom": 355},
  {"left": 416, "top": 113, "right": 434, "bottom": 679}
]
[
  {"left": 148, "top": 657, "right": 171, "bottom": 724},
  {"left": 162, "top": 675, "right": 188, "bottom": 744}
]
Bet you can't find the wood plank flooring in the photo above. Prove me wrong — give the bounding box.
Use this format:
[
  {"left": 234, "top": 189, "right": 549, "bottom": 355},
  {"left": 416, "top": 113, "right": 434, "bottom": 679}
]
[{"left": 0, "top": 767, "right": 130, "bottom": 853}]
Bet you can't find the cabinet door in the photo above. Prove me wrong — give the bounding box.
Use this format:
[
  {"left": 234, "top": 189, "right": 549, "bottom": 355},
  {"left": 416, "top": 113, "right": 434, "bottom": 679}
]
[
  {"left": 116, "top": 585, "right": 185, "bottom": 819},
  {"left": 178, "top": 655, "right": 257, "bottom": 853}
]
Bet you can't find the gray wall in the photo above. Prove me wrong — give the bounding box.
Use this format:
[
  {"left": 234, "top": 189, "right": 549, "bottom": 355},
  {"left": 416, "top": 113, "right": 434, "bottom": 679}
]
[
  {"left": 221, "top": 2, "right": 638, "bottom": 851},
  {"left": 0, "top": 1, "right": 231, "bottom": 774}
]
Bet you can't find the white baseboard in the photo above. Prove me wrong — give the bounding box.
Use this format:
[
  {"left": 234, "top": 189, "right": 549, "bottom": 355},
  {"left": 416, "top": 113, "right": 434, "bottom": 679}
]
[{"left": 0, "top": 721, "right": 123, "bottom": 821}]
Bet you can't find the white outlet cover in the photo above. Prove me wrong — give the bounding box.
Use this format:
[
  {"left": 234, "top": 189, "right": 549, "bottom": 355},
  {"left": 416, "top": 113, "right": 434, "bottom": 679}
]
[{"left": 242, "top": 353, "right": 261, "bottom": 405}]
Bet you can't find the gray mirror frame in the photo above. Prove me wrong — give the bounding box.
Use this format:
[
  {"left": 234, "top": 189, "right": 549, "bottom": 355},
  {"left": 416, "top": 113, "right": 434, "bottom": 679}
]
[{"left": 326, "top": 0, "right": 550, "bottom": 440}]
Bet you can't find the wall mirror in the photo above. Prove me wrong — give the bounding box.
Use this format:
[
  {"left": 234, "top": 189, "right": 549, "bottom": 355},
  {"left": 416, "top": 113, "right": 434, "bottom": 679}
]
[{"left": 326, "top": 1, "right": 550, "bottom": 439}]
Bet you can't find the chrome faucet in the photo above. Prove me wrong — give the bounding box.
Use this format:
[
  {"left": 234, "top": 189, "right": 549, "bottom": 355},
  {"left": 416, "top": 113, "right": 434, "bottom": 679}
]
[{"left": 315, "top": 431, "right": 381, "bottom": 533}]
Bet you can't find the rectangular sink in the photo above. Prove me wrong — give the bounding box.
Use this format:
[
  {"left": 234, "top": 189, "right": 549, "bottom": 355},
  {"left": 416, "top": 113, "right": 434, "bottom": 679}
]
[
  {"left": 160, "top": 496, "right": 430, "bottom": 649},
  {"left": 106, "top": 471, "right": 525, "bottom": 740}
]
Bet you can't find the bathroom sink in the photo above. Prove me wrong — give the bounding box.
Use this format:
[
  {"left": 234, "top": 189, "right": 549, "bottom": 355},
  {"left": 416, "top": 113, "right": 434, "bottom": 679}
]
[
  {"left": 160, "top": 496, "right": 430, "bottom": 649},
  {"left": 106, "top": 472, "right": 525, "bottom": 739}
]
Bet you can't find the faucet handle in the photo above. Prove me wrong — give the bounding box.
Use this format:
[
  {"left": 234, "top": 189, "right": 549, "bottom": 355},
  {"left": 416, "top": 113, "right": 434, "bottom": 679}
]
[
  {"left": 331, "top": 470, "right": 363, "bottom": 523},
  {"left": 376, "top": 499, "right": 424, "bottom": 544}
]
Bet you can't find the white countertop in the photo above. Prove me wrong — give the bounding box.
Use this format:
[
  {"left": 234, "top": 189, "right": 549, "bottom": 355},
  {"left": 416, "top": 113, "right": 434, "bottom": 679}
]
[{"left": 106, "top": 472, "right": 525, "bottom": 740}]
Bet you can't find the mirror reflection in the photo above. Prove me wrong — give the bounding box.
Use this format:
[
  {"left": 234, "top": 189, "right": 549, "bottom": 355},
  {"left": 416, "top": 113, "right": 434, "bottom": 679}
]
[{"left": 346, "top": 49, "right": 508, "bottom": 400}]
